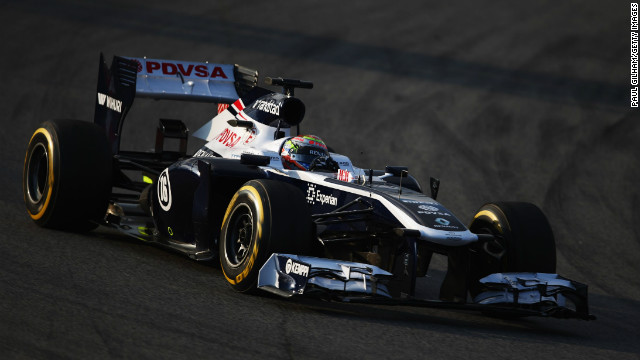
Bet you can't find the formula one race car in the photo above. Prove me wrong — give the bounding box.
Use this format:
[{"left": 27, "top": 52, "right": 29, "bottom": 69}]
[{"left": 22, "top": 54, "right": 594, "bottom": 320}]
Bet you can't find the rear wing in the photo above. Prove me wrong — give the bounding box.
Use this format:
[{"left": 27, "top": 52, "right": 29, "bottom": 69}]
[
  {"left": 94, "top": 53, "right": 258, "bottom": 153},
  {"left": 125, "top": 57, "right": 258, "bottom": 102}
]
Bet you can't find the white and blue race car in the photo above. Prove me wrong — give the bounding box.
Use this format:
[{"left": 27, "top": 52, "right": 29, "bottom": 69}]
[{"left": 22, "top": 54, "right": 594, "bottom": 320}]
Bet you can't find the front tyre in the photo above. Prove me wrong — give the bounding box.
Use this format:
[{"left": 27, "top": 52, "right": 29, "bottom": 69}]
[
  {"left": 468, "top": 202, "right": 556, "bottom": 296},
  {"left": 220, "top": 180, "right": 312, "bottom": 292},
  {"left": 23, "top": 120, "right": 112, "bottom": 230}
]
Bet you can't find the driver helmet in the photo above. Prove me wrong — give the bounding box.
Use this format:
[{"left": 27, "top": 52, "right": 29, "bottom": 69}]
[{"left": 281, "top": 135, "right": 329, "bottom": 170}]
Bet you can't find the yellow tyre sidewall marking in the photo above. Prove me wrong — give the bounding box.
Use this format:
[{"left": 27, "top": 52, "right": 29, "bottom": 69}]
[
  {"left": 473, "top": 209, "right": 509, "bottom": 234},
  {"left": 26, "top": 128, "right": 55, "bottom": 220},
  {"left": 221, "top": 185, "right": 264, "bottom": 286}
]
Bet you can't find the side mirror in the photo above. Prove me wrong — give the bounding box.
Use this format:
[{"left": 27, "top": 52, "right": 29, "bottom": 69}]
[{"left": 430, "top": 177, "right": 440, "bottom": 200}]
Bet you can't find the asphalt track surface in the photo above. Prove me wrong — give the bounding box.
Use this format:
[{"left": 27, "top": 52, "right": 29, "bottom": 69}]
[{"left": 1, "top": 1, "right": 639, "bottom": 359}]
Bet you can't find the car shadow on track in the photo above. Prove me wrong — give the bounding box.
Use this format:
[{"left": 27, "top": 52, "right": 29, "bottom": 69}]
[{"left": 279, "top": 291, "right": 639, "bottom": 355}]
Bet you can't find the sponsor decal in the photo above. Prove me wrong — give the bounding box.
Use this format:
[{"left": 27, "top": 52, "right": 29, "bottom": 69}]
[
  {"left": 158, "top": 169, "right": 172, "bottom": 211},
  {"left": 338, "top": 161, "right": 351, "bottom": 166},
  {"left": 252, "top": 99, "right": 282, "bottom": 115},
  {"left": 418, "top": 210, "right": 451, "bottom": 216},
  {"left": 401, "top": 199, "right": 434, "bottom": 204},
  {"left": 142, "top": 60, "right": 228, "bottom": 79},
  {"left": 285, "top": 258, "right": 310, "bottom": 277},
  {"left": 306, "top": 183, "right": 316, "bottom": 204},
  {"left": 400, "top": 200, "right": 453, "bottom": 216},
  {"left": 232, "top": 151, "right": 279, "bottom": 162},
  {"left": 97, "top": 92, "right": 122, "bottom": 113},
  {"left": 193, "top": 148, "right": 216, "bottom": 158},
  {"left": 415, "top": 204, "right": 452, "bottom": 217},
  {"left": 337, "top": 169, "right": 353, "bottom": 182},
  {"left": 445, "top": 232, "right": 463, "bottom": 241},
  {"left": 432, "top": 217, "right": 462, "bottom": 230},
  {"left": 217, "top": 103, "right": 230, "bottom": 114},
  {"left": 316, "top": 191, "right": 337, "bottom": 206},
  {"left": 306, "top": 183, "right": 338, "bottom": 206},
  {"left": 214, "top": 128, "right": 242, "bottom": 148},
  {"left": 212, "top": 126, "right": 256, "bottom": 148},
  {"left": 242, "top": 127, "right": 258, "bottom": 145},
  {"left": 309, "top": 149, "right": 324, "bottom": 156},
  {"left": 418, "top": 204, "right": 439, "bottom": 212}
]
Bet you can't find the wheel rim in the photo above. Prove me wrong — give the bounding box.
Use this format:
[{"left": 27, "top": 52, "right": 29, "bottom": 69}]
[
  {"left": 224, "top": 203, "right": 254, "bottom": 268},
  {"left": 477, "top": 227, "right": 506, "bottom": 258},
  {"left": 470, "top": 220, "right": 508, "bottom": 276},
  {"left": 26, "top": 142, "right": 49, "bottom": 204}
]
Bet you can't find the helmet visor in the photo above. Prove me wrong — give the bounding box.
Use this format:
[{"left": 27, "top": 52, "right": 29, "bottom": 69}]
[{"left": 288, "top": 146, "right": 328, "bottom": 170}]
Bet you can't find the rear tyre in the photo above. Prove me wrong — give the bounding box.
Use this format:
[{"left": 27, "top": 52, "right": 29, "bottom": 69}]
[
  {"left": 220, "top": 179, "right": 312, "bottom": 292},
  {"left": 468, "top": 202, "right": 556, "bottom": 296},
  {"left": 23, "top": 120, "right": 112, "bottom": 231}
]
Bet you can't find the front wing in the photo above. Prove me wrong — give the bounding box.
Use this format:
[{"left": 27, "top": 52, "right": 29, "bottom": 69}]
[{"left": 258, "top": 254, "right": 595, "bottom": 320}]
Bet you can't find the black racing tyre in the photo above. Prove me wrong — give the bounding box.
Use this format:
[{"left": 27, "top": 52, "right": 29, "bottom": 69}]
[
  {"left": 23, "top": 120, "right": 112, "bottom": 231},
  {"left": 220, "top": 179, "right": 312, "bottom": 292},
  {"left": 468, "top": 202, "right": 556, "bottom": 296}
]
